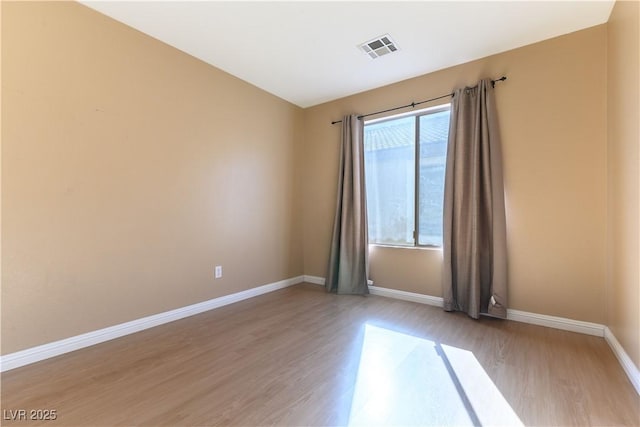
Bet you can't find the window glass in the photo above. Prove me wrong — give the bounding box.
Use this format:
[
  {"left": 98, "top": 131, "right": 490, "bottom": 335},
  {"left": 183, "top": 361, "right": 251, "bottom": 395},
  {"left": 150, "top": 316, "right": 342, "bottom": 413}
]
[
  {"left": 364, "top": 106, "right": 450, "bottom": 247},
  {"left": 418, "top": 110, "right": 449, "bottom": 246},
  {"left": 364, "top": 116, "right": 415, "bottom": 246}
]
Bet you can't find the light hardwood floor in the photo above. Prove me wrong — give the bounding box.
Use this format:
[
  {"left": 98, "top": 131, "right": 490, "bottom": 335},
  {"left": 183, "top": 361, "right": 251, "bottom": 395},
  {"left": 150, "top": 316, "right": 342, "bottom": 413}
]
[{"left": 1, "top": 283, "right": 639, "bottom": 426}]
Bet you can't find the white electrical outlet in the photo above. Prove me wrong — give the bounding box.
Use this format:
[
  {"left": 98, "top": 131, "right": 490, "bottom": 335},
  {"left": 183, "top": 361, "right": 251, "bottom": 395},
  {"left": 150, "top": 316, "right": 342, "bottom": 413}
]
[{"left": 214, "top": 265, "right": 223, "bottom": 279}]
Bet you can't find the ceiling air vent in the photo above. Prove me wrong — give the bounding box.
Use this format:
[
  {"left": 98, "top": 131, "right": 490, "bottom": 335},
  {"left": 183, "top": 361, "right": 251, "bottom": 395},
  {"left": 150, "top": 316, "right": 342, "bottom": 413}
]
[{"left": 359, "top": 34, "right": 399, "bottom": 59}]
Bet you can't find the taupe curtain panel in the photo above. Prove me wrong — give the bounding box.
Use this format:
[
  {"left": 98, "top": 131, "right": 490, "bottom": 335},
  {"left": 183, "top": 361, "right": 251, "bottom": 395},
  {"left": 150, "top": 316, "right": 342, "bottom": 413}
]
[
  {"left": 326, "top": 115, "right": 369, "bottom": 295},
  {"left": 442, "top": 79, "right": 508, "bottom": 319}
]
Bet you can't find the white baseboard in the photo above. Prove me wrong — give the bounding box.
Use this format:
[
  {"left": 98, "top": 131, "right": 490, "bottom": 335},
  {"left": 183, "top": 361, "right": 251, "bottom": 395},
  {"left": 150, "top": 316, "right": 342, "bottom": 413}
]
[
  {"left": 303, "top": 275, "right": 325, "bottom": 285},
  {"left": 0, "top": 275, "right": 305, "bottom": 372},
  {"left": 303, "top": 275, "right": 375, "bottom": 288},
  {"left": 604, "top": 327, "right": 640, "bottom": 395},
  {"left": 505, "top": 309, "right": 604, "bottom": 337},
  {"left": 369, "top": 286, "right": 444, "bottom": 307}
]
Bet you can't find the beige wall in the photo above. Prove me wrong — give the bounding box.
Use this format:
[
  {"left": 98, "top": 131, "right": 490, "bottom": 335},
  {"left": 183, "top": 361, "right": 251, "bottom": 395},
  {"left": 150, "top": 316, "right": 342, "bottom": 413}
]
[
  {"left": 606, "top": 0, "right": 640, "bottom": 368},
  {"left": 302, "top": 25, "right": 608, "bottom": 323},
  {"left": 1, "top": 2, "right": 303, "bottom": 354}
]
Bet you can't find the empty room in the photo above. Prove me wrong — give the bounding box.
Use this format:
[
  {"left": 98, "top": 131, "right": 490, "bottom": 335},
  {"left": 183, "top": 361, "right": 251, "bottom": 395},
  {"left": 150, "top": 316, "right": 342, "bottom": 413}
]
[{"left": 1, "top": 1, "right": 639, "bottom": 426}]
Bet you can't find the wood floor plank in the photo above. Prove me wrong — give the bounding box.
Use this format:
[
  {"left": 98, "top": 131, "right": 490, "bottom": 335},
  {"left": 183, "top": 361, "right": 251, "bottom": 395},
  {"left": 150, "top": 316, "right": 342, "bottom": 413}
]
[{"left": 1, "top": 283, "right": 638, "bottom": 426}]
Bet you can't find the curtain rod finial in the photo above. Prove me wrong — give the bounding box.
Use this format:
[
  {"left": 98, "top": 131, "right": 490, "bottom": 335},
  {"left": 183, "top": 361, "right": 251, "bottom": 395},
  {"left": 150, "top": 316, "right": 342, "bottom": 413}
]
[{"left": 491, "top": 76, "right": 507, "bottom": 88}]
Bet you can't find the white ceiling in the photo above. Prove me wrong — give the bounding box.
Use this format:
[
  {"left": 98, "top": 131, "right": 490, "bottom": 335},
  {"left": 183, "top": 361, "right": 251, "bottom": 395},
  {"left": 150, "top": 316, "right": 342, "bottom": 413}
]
[{"left": 80, "top": 1, "right": 615, "bottom": 108}]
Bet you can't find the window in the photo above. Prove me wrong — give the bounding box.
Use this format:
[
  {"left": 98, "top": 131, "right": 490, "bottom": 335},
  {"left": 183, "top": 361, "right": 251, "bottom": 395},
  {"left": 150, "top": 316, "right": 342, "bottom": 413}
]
[{"left": 364, "top": 105, "right": 450, "bottom": 247}]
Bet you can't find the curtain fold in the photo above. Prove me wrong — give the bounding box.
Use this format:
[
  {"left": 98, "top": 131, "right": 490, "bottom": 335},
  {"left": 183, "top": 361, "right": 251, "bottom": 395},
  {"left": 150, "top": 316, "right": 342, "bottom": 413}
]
[
  {"left": 442, "top": 79, "right": 507, "bottom": 319},
  {"left": 326, "top": 115, "right": 369, "bottom": 295}
]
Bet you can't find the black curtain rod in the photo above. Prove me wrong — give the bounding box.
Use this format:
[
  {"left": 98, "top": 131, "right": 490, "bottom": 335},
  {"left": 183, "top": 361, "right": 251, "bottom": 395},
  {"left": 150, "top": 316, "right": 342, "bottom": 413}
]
[{"left": 331, "top": 76, "right": 507, "bottom": 125}]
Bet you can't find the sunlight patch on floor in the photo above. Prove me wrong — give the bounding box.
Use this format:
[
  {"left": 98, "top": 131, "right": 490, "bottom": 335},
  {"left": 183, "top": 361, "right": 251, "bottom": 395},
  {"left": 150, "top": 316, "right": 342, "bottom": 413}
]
[
  {"left": 440, "top": 344, "right": 523, "bottom": 426},
  {"left": 347, "top": 323, "right": 523, "bottom": 426}
]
